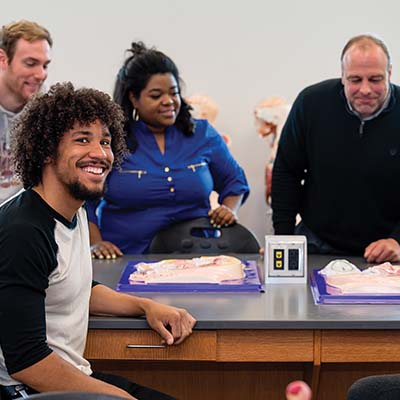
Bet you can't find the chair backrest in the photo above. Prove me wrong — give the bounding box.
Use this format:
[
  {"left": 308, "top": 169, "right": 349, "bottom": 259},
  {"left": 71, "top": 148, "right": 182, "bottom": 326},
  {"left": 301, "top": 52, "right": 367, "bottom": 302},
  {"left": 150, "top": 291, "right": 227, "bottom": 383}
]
[
  {"left": 27, "top": 392, "right": 124, "bottom": 400},
  {"left": 149, "top": 217, "right": 260, "bottom": 254}
]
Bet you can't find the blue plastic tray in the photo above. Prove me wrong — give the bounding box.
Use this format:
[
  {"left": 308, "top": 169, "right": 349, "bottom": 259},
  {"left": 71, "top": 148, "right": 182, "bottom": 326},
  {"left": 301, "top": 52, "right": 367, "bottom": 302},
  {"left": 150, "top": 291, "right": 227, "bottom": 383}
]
[
  {"left": 116, "top": 260, "right": 263, "bottom": 292},
  {"left": 310, "top": 269, "right": 400, "bottom": 304}
]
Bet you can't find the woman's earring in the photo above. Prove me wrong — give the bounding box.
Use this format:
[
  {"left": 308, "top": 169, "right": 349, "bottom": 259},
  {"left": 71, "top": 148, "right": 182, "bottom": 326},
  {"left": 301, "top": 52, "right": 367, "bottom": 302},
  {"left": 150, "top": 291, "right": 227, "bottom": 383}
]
[{"left": 133, "top": 108, "right": 139, "bottom": 121}]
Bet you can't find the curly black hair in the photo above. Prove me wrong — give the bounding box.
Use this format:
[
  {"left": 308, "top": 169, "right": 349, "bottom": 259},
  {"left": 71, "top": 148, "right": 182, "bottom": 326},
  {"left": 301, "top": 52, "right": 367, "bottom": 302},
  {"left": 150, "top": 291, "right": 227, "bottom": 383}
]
[
  {"left": 113, "top": 41, "right": 195, "bottom": 152},
  {"left": 11, "top": 82, "right": 127, "bottom": 188}
]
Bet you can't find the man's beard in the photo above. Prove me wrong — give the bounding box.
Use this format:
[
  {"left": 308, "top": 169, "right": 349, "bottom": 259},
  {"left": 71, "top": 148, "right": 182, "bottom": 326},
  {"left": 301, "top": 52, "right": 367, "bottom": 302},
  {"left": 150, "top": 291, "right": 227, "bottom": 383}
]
[{"left": 66, "top": 180, "right": 105, "bottom": 201}]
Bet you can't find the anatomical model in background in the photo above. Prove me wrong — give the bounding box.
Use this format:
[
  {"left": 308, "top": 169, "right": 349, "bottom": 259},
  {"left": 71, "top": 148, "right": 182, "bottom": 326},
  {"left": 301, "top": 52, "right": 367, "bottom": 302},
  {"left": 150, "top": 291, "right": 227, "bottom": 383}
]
[{"left": 254, "top": 97, "right": 291, "bottom": 204}]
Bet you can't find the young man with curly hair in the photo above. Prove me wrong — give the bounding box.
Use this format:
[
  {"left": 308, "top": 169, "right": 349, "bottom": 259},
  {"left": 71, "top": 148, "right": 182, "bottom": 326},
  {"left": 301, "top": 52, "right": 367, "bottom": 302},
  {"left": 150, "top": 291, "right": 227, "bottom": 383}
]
[
  {"left": 0, "top": 82, "right": 196, "bottom": 400},
  {"left": 0, "top": 19, "right": 52, "bottom": 203}
]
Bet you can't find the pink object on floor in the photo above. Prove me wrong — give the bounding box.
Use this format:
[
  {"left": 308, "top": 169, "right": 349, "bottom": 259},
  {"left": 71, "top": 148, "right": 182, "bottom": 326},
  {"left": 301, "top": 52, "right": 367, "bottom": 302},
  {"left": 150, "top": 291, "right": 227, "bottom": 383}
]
[{"left": 286, "top": 381, "right": 312, "bottom": 400}]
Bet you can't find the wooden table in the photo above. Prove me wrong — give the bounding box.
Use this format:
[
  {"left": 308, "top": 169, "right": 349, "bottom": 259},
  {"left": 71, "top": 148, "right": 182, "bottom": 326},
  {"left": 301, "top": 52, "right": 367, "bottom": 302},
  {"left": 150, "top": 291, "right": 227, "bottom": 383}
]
[{"left": 86, "top": 255, "right": 400, "bottom": 400}]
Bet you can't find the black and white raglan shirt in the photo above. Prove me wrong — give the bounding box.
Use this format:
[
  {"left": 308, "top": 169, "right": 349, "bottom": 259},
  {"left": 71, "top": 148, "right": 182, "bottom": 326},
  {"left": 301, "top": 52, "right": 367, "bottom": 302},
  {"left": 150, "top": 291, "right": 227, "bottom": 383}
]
[{"left": 0, "top": 189, "right": 93, "bottom": 386}]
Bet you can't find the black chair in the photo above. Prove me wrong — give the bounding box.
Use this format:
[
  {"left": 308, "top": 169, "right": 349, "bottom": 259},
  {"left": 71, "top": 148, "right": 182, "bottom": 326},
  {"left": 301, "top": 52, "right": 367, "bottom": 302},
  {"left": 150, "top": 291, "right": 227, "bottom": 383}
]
[
  {"left": 27, "top": 392, "right": 125, "bottom": 400},
  {"left": 347, "top": 374, "right": 400, "bottom": 400},
  {"left": 148, "top": 217, "right": 260, "bottom": 254}
]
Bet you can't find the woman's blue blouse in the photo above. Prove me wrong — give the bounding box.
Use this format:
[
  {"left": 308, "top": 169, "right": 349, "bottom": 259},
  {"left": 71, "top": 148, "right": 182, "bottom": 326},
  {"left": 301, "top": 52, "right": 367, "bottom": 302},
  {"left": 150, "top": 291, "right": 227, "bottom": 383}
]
[{"left": 86, "top": 119, "right": 249, "bottom": 253}]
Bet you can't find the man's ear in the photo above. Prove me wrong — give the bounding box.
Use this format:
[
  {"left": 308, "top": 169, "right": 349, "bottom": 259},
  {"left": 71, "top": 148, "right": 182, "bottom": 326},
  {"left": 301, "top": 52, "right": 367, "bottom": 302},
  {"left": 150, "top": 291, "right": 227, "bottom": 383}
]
[
  {"left": 0, "top": 49, "right": 9, "bottom": 70},
  {"left": 341, "top": 69, "right": 346, "bottom": 86},
  {"left": 43, "top": 156, "right": 53, "bottom": 164}
]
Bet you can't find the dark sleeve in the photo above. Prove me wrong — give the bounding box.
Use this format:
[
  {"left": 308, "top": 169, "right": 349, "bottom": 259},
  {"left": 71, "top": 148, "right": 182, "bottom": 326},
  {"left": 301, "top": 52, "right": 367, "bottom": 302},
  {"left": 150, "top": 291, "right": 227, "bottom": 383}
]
[
  {"left": 0, "top": 223, "right": 55, "bottom": 374},
  {"left": 206, "top": 123, "right": 250, "bottom": 204},
  {"left": 271, "top": 92, "right": 308, "bottom": 234}
]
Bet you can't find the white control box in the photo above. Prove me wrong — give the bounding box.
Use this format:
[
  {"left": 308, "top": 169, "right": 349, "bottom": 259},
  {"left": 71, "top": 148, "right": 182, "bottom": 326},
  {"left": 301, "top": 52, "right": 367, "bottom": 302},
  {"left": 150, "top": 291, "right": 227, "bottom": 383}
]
[{"left": 264, "top": 235, "right": 307, "bottom": 284}]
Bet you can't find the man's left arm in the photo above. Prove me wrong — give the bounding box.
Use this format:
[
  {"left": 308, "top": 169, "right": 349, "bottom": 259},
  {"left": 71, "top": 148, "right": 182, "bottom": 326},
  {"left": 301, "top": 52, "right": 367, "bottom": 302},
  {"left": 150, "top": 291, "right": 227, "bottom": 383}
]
[
  {"left": 364, "top": 238, "right": 400, "bottom": 263},
  {"left": 89, "top": 284, "right": 196, "bottom": 345}
]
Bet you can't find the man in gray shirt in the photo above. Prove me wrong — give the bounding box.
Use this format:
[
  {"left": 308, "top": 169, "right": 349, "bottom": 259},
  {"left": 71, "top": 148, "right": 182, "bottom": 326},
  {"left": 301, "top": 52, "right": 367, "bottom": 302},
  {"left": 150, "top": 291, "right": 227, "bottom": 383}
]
[{"left": 0, "top": 20, "right": 52, "bottom": 203}]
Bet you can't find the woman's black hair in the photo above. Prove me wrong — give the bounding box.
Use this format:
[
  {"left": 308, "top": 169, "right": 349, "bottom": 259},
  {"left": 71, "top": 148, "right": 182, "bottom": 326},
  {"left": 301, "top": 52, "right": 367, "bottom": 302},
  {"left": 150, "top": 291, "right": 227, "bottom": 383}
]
[{"left": 113, "top": 42, "right": 194, "bottom": 151}]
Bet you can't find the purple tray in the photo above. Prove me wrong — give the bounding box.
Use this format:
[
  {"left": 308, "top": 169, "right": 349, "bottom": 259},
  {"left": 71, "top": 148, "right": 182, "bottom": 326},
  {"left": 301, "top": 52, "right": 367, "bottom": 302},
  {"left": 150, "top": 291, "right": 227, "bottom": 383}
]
[
  {"left": 116, "top": 260, "right": 263, "bottom": 293},
  {"left": 310, "top": 269, "right": 400, "bottom": 304}
]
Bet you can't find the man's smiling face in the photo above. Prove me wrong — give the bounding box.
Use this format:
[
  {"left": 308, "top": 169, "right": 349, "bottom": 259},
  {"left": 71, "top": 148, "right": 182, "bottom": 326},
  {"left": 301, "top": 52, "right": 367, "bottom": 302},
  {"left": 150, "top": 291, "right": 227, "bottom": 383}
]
[
  {"left": 50, "top": 119, "right": 114, "bottom": 202},
  {"left": 0, "top": 38, "right": 51, "bottom": 105}
]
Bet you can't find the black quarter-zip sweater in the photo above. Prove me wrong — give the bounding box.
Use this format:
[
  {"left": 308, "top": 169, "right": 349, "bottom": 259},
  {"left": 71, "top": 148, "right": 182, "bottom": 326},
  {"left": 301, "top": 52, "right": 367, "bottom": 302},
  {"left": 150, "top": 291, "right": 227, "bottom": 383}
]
[{"left": 272, "top": 78, "right": 400, "bottom": 254}]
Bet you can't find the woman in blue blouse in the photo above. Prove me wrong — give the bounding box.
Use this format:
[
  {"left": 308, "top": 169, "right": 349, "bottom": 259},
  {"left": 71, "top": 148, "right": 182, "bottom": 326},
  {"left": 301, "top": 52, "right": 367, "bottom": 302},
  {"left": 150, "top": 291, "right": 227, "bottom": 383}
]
[{"left": 88, "top": 42, "right": 249, "bottom": 256}]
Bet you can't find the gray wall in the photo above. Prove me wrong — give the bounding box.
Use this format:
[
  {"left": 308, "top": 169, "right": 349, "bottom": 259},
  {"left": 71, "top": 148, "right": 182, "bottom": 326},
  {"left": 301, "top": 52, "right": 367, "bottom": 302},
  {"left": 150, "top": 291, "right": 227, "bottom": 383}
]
[{"left": 2, "top": 0, "right": 399, "bottom": 244}]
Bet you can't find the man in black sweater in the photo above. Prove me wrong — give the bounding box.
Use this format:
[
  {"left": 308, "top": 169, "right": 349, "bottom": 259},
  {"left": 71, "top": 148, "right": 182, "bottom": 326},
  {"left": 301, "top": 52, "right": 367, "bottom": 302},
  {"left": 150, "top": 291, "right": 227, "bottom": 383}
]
[{"left": 272, "top": 34, "right": 400, "bottom": 263}]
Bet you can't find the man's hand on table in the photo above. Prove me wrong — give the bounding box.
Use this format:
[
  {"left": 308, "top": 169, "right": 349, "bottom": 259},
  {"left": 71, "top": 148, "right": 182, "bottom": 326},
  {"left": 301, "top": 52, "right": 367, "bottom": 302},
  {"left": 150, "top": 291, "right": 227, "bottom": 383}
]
[
  {"left": 364, "top": 238, "right": 400, "bottom": 263},
  {"left": 143, "top": 301, "right": 196, "bottom": 345}
]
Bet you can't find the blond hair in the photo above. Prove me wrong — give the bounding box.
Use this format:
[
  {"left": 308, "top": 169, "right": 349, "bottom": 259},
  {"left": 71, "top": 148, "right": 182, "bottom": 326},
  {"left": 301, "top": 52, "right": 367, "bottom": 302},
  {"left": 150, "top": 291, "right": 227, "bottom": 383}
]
[{"left": 0, "top": 20, "right": 52, "bottom": 61}]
